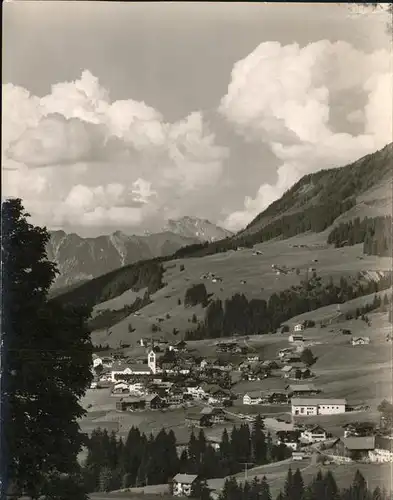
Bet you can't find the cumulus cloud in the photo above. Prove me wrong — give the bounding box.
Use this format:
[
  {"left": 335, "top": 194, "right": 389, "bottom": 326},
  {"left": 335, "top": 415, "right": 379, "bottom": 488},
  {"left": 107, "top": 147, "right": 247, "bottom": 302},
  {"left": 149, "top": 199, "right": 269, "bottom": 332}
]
[
  {"left": 2, "top": 71, "right": 228, "bottom": 231},
  {"left": 219, "top": 40, "right": 392, "bottom": 231}
]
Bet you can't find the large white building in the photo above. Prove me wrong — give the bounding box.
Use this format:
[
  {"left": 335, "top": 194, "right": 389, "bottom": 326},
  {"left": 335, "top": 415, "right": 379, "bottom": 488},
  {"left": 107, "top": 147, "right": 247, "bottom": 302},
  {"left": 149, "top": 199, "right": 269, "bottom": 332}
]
[{"left": 291, "top": 398, "right": 346, "bottom": 416}]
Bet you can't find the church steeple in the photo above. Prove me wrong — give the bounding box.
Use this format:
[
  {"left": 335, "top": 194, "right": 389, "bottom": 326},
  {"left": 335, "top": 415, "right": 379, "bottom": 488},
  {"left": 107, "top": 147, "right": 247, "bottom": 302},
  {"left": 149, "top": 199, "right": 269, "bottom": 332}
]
[{"left": 147, "top": 349, "right": 156, "bottom": 374}]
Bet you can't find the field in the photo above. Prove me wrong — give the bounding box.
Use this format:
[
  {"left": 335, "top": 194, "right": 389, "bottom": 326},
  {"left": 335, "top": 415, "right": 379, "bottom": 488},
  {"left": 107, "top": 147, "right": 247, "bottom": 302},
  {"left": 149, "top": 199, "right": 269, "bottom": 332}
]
[{"left": 90, "top": 231, "right": 391, "bottom": 348}]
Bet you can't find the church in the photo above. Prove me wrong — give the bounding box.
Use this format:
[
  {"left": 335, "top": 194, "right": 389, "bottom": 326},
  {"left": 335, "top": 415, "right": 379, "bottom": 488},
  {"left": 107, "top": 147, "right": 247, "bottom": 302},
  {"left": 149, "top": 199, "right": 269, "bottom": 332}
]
[{"left": 111, "top": 350, "right": 158, "bottom": 382}]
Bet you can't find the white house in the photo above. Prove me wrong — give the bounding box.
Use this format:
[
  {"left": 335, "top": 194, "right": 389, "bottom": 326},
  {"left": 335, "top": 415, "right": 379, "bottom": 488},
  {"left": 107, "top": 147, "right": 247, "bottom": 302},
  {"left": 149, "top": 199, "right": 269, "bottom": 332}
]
[
  {"left": 291, "top": 398, "right": 346, "bottom": 416},
  {"left": 301, "top": 425, "right": 328, "bottom": 443},
  {"left": 289, "top": 334, "right": 304, "bottom": 343},
  {"left": 369, "top": 437, "right": 393, "bottom": 463},
  {"left": 111, "top": 350, "right": 157, "bottom": 381},
  {"left": 172, "top": 474, "right": 200, "bottom": 496},
  {"left": 92, "top": 355, "right": 103, "bottom": 368},
  {"left": 187, "top": 386, "right": 207, "bottom": 399},
  {"left": 294, "top": 324, "right": 305, "bottom": 332},
  {"left": 243, "top": 392, "right": 262, "bottom": 405},
  {"left": 351, "top": 337, "right": 370, "bottom": 346}
]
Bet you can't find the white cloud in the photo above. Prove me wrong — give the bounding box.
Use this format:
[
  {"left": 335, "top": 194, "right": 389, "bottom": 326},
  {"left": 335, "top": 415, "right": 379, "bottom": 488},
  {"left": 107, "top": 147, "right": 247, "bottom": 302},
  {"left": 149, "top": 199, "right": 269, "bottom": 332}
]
[
  {"left": 219, "top": 40, "right": 392, "bottom": 230},
  {"left": 2, "top": 71, "right": 228, "bottom": 231}
]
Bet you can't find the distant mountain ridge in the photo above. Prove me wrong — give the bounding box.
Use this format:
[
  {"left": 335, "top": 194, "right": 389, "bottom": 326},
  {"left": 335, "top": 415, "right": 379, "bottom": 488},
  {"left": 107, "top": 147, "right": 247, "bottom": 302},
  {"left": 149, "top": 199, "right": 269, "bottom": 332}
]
[
  {"left": 163, "top": 216, "right": 233, "bottom": 241},
  {"left": 47, "top": 217, "right": 232, "bottom": 288}
]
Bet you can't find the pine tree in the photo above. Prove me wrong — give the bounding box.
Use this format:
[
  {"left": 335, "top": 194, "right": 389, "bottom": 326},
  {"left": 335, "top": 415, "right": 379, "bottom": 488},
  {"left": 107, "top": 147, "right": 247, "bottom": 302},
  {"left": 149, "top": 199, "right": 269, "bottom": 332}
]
[
  {"left": 324, "top": 469, "right": 339, "bottom": 500},
  {"left": 291, "top": 469, "right": 304, "bottom": 500},
  {"left": 283, "top": 468, "right": 293, "bottom": 500},
  {"left": 260, "top": 476, "right": 272, "bottom": 500},
  {"left": 251, "top": 415, "right": 267, "bottom": 465},
  {"left": 351, "top": 470, "right": 369, "bottom": 500}
]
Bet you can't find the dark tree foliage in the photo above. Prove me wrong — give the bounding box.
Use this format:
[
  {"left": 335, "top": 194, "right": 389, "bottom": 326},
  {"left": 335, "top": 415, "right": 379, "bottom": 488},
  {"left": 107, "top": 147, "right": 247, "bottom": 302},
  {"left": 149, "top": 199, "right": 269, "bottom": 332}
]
[
  {"left": 88, "top": 290, "right": 152, "bottom": 331},
  {"left": 51, "top": 257, "right": 165, "bottom": 310},
  {"left": 184, "top": 283, "right": 209, "bottom": 308},
  {"left": 327, "top": 216, "right": 392, "bottom": 257},
  {"left": 185, "top": 273, "right": 392, "bottom": 341},
  {"left": 300, "top": 348, "right": 316, "bottom": 367},
  {"left": 1, "top": 198, "right": 92, "bottom": 499}
]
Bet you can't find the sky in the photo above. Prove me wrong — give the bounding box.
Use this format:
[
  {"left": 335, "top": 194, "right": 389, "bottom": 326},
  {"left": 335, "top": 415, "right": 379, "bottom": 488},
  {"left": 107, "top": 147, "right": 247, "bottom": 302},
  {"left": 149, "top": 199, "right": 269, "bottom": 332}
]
[{"left": 2, "top": 2, "right": 392, "bottom": 237}]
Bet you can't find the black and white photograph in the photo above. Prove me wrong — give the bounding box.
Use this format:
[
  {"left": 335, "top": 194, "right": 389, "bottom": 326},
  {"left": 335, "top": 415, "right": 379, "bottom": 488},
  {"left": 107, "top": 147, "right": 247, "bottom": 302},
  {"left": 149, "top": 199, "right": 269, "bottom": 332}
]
[{"left": 2, "top": 2, "right": 393, "bottom": 499}]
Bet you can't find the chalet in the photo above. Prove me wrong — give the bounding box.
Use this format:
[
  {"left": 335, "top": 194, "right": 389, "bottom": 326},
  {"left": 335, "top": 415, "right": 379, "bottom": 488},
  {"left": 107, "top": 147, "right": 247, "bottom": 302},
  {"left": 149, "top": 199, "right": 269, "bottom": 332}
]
[
  {"left": 343, "top": 422, "right": 376, "bottom": 438},
  {"left": 172, "top": 474, "right": 200, "bottom": 496},
  {"left": 166, "top": 386, "right": 186, "bottom": 406},
  {"left": 294, "top": 324, "right": 305, "bottom": 332},
  {"left": 289, "top": 334, "right": 304, "bottom": 343},
  {"left": 281, "top": 365, "right": 294, "bottom": 378},
  {"left": 112, "top": 382, "right": 130, "bottom": 394},
  {"left": 369, "top": 437, "right": 393, "bottom": 463},
  {"left": 129, "top": 381, "right": 146, "bottom": 393},
  {"left": 292, "top": 368, "right": 313, "bottom": 380},
  {"left": 330, "top": 437, "right": 375, "bottom": 461},
  {"left": 92, "top": 355, "right": 103, "bottom": 368},
  {"left": 187, "top": 385, "right": 208, "bottom": 400},
  {"left": 301, "top": 425, "right": 328, "bottom": 443},
  {"left": 207, "top": 387, "right": 232, "bottom": 405},
  {"left": 145, "top": 394, "right": 164, "bottom": 410},
  {"left": 292, "top": 398, "right": 346, "bottom": 416},
  {"left": 243, "top": 392, "right": 262, "bottom": 405},
  {"left": 101, "top": 357, "right": 113, "bottom": 368},
  {"left": 262, "top": 360, "right": 279, "bottom": 369},
  {"left": 351, "top": 337, "right": 370, "bottom": 346},
  {"left": 267, "top": 391, "right": 289, "bottom": 405},
  {"left": 276, "top": 430, "right": 301, "bottom": 450},
  {"left": 116, "top": 396, "right": 145, "bottom": 412},
  {"left": 200, "top": 407, "right": 226, "bottom": 424},
  {"left": 292, "top": 451, "right": 308, "bottom": 461},
  {"left": 247, "top": 355, "right": 260, "bottom": 362},
  {"left": 287, "top": 384, "right": 320, "bottom": 397}
]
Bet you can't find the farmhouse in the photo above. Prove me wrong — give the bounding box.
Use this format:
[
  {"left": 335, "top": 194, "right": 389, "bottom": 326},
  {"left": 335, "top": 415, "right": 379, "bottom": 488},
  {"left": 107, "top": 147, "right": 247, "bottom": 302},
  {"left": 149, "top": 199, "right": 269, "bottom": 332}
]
[
  {"left": 172, "top": 474, "right": 200, "bottom": 497},
  {"left": 300, "top": 425, "right": 328, "bottom": 443},
  {"left": 112, "top": 382, "right": 130, "bottom": 394},
  {"left": 291, "top": 398, "right": 346, "bottom": 416},
  {"left": 294, "top": 324, "right": 305, "bottom": 332},
  {"left": 116, "top": 396, "right": 145, "bottom": 412},
  {"left": 200, "top": 407, "right": 226, "bottom": 424},
  {"left": 287, "top": 384, "right": 320, "bottom": 397},
  {"left": 243, "top": 392, "right": 262, "bottom": 405},
  {"left": 289, "top": 334, "right": 304, "bottom": 343},
  {"left": 145, "top": 394, "right": 164, "bottom": 410},
  {"left": 330, "top": 437, "right": 376, "bottom": 461},
  {"left": 267, "top": 391, "right": 289, "bottom": 404},
  {"left": 351, "top": 337, "right": 370, "bottom": 346},
  {"left": 276, "top": 430, "right": 301, "bottom": 450}
]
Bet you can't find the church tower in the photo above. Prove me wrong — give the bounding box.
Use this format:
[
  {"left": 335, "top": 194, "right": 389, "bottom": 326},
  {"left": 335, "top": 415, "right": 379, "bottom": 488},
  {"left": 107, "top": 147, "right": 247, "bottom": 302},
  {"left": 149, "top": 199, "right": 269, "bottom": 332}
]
[{"left": 147, "top": 350, "right": 156, "bottom": 374}]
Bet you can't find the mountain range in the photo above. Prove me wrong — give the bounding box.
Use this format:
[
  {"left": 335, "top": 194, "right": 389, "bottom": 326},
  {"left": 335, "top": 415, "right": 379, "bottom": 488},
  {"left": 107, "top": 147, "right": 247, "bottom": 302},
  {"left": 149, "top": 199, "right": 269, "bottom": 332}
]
[{"left": 47, "top": 217, "right": 233, "bottom": 288}]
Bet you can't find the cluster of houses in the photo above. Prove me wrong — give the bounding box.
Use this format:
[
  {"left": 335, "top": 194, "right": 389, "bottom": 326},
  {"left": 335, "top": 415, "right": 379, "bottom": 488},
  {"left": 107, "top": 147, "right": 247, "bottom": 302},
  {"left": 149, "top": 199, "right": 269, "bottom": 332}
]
[{"left": 200, "top": 272, "right": 223, "bottom": 283}]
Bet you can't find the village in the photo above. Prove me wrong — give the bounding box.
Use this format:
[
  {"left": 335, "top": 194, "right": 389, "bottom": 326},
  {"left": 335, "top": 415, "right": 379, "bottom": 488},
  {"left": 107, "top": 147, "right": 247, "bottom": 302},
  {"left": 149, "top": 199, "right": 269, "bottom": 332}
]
[{"left": 87, "top": 315, "right": 393, "bottom": 496}]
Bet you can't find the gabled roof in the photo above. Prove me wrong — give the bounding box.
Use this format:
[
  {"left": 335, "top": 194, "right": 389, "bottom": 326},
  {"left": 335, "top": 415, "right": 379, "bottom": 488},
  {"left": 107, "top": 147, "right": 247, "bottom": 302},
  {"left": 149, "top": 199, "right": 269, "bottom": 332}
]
[
  {"left": 173, "top": 473, "right": 199, "bottom": 483},
  {"left": 244, "top": 391, "right": 263, "bottom": 398},
  {"left": 343, "top": 436, "right": 375, "bottom": 450},
  {"left": 112, "top": 362, "right": 130, "bottom": 371},
  {"left": 282, "top": 365, "right": 293, "bottom": 372},
  {"left": 145, "top": 393, "right": 160, "bottom": 402},
  {"left": 288, "top": 384, "right": 318, "bottom": 393}
]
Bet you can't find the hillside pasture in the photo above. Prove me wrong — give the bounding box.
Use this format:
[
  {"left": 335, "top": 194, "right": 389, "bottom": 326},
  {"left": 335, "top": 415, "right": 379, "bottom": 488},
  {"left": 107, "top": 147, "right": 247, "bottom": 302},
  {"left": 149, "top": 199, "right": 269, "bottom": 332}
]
[{"left": 89, "top": 231, "right": 391, "bottom": 348}]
